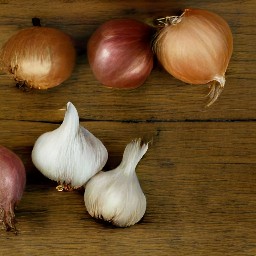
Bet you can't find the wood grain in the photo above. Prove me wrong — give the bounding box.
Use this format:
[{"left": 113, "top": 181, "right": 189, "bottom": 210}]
[
  {"left": 0, "top": 121, "right": 256, "bottom": 255},
  {"left": 0, "top": 0, "right": 255, "bottom": 122},
  {"left": 0, "top": 0, "right": 256, "bottom": 255}
]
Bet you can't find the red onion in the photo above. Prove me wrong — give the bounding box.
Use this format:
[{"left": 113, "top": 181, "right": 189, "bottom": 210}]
[
  {"left": 87, "top": 19, "right": 155, "bottom": 89},
  {"left": 0, "top": 146, "right": 26, "bottom": 232},
  {"left": 0, "top": 26, "right": 76, "bottom": 89}
]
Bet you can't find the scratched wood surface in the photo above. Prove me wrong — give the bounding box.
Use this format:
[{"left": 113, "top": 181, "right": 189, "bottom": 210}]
[{"left": 0, "top": 0, "right": 256, "bottom": 255}]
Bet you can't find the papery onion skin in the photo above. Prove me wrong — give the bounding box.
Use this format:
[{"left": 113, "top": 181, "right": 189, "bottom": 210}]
[
  {"left": 154, "top": 8, "right": 233, "bottom": 106},
  {"left": 0, "top": 146, "right": 26, "bottom": 232},
  {"left": 87, "top": 19, "right": 155, "bottom": 89},
  {"left": 0, "top": 27, "right": 76, "bottom": 89}
]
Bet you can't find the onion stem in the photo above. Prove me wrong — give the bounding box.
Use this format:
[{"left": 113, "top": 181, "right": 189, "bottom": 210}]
[
  {"left": 155, "top": 16, "right": 182, "bottom": 27},
  {"left": 32, "top": 17, "right": 41, "bottom": 27}
]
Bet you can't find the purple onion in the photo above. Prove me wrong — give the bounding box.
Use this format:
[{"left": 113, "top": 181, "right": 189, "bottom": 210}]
[
  {"left": 0, "top": 146, "right": 26, "bottom": 232},
  {"left": 87, "top": 19, "right": 155, "bottom": 89}
]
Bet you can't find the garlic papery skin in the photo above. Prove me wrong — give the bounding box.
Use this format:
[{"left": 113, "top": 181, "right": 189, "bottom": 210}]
[
  {"left": 84, "top": 139, "right": 148, "bottom": 227},
  {"left": 31, "top": 102, "right": 108, "bottom": 189},
  {"left": 154, "top": 8, "right": 233, "bottom": 106}
]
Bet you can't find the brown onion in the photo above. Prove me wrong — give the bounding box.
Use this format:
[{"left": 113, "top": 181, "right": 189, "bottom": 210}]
[
  {"left": 154, "top": 9, "right": 233, "bottom": 106},
  {"left": 0, "top": 146, "right": 26, "bottom": 232},
  {"left": 0, "top": 26, "right": 76, "bottom": 89},
  {"left": 87, "top": 19, "right": 155, "bottom": 89}
]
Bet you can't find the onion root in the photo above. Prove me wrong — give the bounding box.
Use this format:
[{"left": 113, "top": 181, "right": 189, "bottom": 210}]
[{"left": 0, "top": 206, "right": 17, "bottom": 233}]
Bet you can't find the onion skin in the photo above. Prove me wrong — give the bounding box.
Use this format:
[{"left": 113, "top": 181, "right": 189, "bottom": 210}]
[
  {"left": 154, "top": 9, "right": 233, "bottom": 106},
  {"left": 87, "top": 19, "right": 154, "bottom": 89},
  {"left": 0, "top": 146, "right": 26, "bottom": 232},
  {"left": 0, "top": 27, "right": 76, "bottom": 89}
]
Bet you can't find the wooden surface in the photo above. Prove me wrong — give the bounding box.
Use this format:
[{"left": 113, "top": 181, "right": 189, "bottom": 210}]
[{"left": 0, "top": 0, "right": 256, "bottom": 255}]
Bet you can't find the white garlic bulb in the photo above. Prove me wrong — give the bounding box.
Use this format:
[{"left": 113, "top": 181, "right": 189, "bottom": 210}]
[
  {"left": 31, "top": 102, "right": 108, "bottom": 189},
  {"left": 84, "top": 139, "right": 148, "bottom": 227}
]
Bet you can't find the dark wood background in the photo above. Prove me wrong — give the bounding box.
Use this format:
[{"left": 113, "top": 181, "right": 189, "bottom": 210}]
[{"left": 0, "top": 0, "right": 255, "bottom": 255}]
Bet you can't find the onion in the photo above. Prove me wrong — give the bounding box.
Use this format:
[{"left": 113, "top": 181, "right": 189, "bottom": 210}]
[
  {"left": 0, "top": 25, "right": 76, "bottom": 89},
  {"left": 87, "top": 19, "right": 155, "bottom": 89},
  {"left": 154, "top": 8, "right": 233, "bottom": 106},
  {"left": 0, "top": 146, "right": 26, "bottom": 232}
]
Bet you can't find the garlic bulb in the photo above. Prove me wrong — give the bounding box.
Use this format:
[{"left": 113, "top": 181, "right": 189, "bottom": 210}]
[
  {"left": 31, "top": 102, "right": 108, "bottom": 189},
  {"left": 84, "top": 139, "right": 148, "bottom": 227},
  {"left": 154, "top": 8, "right": 233, "bottom": 106}
]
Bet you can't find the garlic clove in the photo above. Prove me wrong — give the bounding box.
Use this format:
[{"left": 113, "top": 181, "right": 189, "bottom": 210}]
[
  {"left": 31, "top": 102, "right": 108, "bottom": 189},
  {"left": 84, "top": 138, "right": 148, "bottom": 227}
]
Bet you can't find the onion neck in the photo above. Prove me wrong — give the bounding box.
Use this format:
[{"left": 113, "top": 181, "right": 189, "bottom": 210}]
[{"left": 32, "top": 17, "right": 41, "bottom": 27}]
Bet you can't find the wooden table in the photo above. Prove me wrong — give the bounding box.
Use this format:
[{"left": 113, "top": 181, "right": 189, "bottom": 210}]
[{"left": 0, "top": 1, "right": 255, "bottom": 255}]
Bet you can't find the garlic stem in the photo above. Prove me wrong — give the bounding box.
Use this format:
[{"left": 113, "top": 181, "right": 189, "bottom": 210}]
[
  {"left": 119, "top": 138, "right": 148, "bottom": 175},
  {"left": 60, "top": 101, "right": 79, "bottom": 132}
]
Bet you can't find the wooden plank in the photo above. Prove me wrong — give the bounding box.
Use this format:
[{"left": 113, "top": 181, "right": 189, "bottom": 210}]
[
  {"left": 0, "top": 121, "right": 256, "bottom": 255},
  {"left": 0, "top": 0, "right": 256, "bottom": 255},
  {"left": 1, "top": 120, "right": 256, "bottom": 168},
  {"left": 0, "top": 0, "right": 255, "bottom": 122}
]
